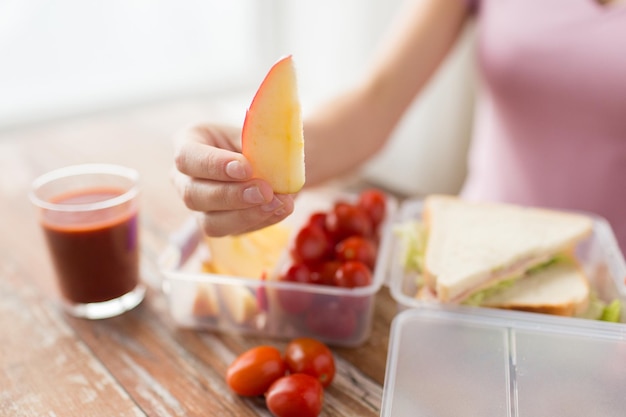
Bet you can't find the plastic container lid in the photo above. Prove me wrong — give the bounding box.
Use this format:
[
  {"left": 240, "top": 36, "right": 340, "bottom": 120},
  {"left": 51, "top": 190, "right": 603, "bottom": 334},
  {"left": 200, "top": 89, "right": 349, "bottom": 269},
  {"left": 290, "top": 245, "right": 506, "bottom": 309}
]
[{"left": 381, "top": 308, "right": 626, "bottom": 417}]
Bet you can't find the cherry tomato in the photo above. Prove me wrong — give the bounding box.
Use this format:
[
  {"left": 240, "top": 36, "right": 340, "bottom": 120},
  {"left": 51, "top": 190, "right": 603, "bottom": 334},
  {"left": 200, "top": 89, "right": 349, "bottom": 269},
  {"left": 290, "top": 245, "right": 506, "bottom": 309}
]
[
  {"left": 335, "top": 236, "right": 377, "bottom": 270},
  {"left": 306, "top": 211, "right": 328, "bottom": 230},
  {"left": 291, "top": 224, "right": 333, "bottom": 264},
  {"left": 280, "top": 263, "right": 313, "bottom": 284},
  {"left": 277, "top": 263, "right": 315, "bottom": 313},
  {"left": 266, "top": 374, "right": 324, "bottom": 417},
  {"left": 285, "top": 338, "right": 335, "bottom": 388},
  {"left": 333, "top": 261, "right": 373, "bottom": 288},
  {"left": 306, "top": 301, "right": 358, "bottom": 339},
  {"left": 309, "top": 260, "right": 342, "bottom": 286},
  {"left": 357, "top": 189, "right": 387, "bottom": 228},
  {"left": 325, "top": 202, "right": 373, "bottom": 241},
  {"left": 276, "top": 289, "right": 314, "bottom": 314},
  {"left": 342, "top": 294, "right": 371, "bottom": 313},
  {"left": 226, "top": 346, "right": 287, "bottom": 396}
]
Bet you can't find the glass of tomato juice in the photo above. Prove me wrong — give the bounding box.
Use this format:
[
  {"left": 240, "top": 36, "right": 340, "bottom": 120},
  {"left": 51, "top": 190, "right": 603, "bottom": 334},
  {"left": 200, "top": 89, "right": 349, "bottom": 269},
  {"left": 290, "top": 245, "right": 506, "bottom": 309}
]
[{"left": 29, "top": 163, "right": 145, "bottom": 319}]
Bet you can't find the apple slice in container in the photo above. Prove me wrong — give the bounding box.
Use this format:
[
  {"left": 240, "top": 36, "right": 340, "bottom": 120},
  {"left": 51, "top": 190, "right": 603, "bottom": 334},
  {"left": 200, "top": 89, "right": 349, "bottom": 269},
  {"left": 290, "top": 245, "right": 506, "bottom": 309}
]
[
  {"left": 202, "top": 223, "right": 291, "bottom": 279},
  {"left": 202, "top": 223, "right": 292, "bottom": 326},
  {"left": 242, "top": 55, "right": 305, "bottom": 194},
  {"left": 192, "top": 283, "right": 220, "bottom": 319},
  {"left": 220, "top": 284, "right": 260, "bottom": 326}
]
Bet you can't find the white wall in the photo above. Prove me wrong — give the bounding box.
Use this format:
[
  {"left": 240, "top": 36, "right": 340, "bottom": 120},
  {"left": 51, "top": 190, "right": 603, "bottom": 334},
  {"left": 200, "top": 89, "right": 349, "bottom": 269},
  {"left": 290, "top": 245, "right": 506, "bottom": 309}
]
[
  {"left": 0, "top": 0, "right": 268, "bottom": 129},
  {"left": 362, "top": 22, "right": 477, "bottom": 196},
  {"left": 269, "top": 0, "right": 405, "bottom": 112}
]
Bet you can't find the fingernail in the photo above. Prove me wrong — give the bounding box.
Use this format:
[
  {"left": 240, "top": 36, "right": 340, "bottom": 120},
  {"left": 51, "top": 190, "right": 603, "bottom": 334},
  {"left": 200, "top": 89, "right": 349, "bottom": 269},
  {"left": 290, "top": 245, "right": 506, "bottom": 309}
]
[
  {"left": 273, "top": 207, "right": 287, "bottom": 216},
  {"left": 226, "top": 160, "right": 247, "bottom": 180},
  {"left": 243, "top": 186, "right": 266, "bottom": 204},
  {"left": 261, "top": 196, "right": 284, "bottom": 212}
]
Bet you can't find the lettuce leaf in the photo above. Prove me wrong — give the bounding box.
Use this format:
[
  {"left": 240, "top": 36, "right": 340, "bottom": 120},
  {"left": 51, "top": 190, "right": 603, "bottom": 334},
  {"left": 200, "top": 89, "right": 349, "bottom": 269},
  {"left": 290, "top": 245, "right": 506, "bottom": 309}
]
[
  {"left": 576, "top": 294, "right": 622, "bottom": 322},
  {"left": 461, "top": 277, "right": 518, "bottom": 306},
  {"left": 600, "top": 299, "right": 622, "bottom": 323},
  {"left": 394, "top": 220, "right": 427, "bottom": 274}
]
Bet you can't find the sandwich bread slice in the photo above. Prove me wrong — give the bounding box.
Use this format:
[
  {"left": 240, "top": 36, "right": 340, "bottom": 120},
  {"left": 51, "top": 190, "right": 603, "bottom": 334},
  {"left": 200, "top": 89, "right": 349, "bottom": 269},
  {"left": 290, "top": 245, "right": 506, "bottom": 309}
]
[
  {"left": 420, "top": 195, "right": 594, "bottom": 304},
  {"left": 476, "top": 256, "right": 590, "bottom": 316}
]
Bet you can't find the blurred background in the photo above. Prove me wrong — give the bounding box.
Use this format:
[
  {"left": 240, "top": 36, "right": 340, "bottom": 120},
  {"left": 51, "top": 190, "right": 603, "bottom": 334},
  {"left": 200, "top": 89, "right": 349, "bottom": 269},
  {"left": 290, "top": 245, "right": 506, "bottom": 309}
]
[{"left": 0, "top": 0, "right": 476, "bottom": 196}]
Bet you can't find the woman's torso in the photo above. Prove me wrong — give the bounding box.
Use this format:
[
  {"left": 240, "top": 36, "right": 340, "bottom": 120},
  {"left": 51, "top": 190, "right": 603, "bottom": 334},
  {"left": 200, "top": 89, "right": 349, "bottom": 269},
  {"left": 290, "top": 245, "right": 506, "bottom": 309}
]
[{"left": 460, "top": 0, "right": 626, "bottom": 254}]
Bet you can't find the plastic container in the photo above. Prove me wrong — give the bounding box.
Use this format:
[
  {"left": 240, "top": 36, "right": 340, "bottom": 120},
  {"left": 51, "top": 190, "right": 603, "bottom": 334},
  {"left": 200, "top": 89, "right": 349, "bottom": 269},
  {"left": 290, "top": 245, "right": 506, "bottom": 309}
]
[
  {"left": 388, "top": 197, "right": 626, "bottom": 323},
  {"left": 384, "top": 197, "right": 626, "bottom": 415},
  {"left": 381, "top": 308, "right": 626, "bottom": 417},
  {"left": 159, "top": 189, "right": 396, "bottom": 347}
]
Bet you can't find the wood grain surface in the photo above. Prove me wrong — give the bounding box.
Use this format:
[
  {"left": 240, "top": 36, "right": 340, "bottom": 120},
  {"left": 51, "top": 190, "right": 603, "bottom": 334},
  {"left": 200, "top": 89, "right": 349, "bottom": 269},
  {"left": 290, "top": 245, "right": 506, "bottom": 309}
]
[{"left": 0, "top": 99, "right": 402, "bottom": 417}]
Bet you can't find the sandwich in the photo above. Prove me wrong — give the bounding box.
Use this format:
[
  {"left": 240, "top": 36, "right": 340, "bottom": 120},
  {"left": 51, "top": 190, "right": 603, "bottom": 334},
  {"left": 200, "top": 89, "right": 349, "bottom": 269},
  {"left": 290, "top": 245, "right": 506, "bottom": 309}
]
[
  {"left": 472, "top": 255, "right": 590, "bottom": 316},
  {"left": 397, "top": 195, "right": 616, "bottom": 318}
]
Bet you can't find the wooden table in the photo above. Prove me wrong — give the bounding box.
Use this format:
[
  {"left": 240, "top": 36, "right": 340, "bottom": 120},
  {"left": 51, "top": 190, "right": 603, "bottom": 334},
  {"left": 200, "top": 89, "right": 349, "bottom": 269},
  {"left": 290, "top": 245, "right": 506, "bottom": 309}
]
[{"left": 0, "top": 99, "right": 401, "bottom": 416}]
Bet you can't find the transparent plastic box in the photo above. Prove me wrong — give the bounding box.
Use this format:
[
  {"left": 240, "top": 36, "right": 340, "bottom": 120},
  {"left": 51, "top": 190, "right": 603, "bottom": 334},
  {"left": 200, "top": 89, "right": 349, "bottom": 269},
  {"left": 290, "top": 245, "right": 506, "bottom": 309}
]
[
  {"left": 381, "top": 308, "right": 626, "bottom": 417},
  {"left": 159, "top": 189, "right": 396, "bottom": 347},
  {"left": 388, "top": 197, "right": 626, "bottom": 323},
  {"left": 381, "top": 197, "right": 626, "bottom": 416}
]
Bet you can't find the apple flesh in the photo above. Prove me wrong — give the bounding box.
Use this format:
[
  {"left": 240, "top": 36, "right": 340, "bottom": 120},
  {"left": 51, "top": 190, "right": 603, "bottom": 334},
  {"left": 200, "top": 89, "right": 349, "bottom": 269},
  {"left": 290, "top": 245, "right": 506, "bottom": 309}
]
[
  {"left": 242, "top": 55, "right": 305, "bottom": 194},
  {"left": 202, "top": 222, "right": 291, "bottom": 279},
  {"left": 192, "top": 284, "right": 219, "bottom": 318},
  {"left": 220, "top": 285, "right": 259, "bottom": 325}
]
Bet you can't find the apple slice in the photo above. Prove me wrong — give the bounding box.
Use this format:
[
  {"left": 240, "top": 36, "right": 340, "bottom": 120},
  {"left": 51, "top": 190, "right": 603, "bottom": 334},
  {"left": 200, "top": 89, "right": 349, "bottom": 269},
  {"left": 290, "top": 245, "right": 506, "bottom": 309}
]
[
  {"left": 242, "top": 55, "right": 305, "bottom": 194},
  {"left": 191, "top": 283, "right": 220, "bottom": 319},
  {"left": 202, "top": 222, "right": 291, "bottom": 279},
  {"left": 220, "top": 285, "right": 259, "bottom": 325}
]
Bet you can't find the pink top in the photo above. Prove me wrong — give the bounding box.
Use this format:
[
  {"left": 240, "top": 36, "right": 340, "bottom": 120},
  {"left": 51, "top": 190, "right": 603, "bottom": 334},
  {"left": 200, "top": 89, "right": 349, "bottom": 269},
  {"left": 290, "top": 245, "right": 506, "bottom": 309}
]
[{"left": 460, "top": 0, "right": 626, "bottom": 255}]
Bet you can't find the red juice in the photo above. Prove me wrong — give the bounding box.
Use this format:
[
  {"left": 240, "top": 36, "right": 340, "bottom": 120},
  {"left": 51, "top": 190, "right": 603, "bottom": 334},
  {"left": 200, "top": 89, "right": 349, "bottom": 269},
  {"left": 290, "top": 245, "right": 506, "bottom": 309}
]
[{"left": 41, "top": 187, "right": 139, "bottom": 304}]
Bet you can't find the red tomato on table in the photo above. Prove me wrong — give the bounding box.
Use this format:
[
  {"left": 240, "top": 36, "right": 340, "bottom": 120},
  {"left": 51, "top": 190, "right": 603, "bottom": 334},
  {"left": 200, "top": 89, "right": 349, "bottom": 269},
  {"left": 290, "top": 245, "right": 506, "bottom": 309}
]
[
  {"left": 266, "top": 374, "right": 324, "bottom": 417},
  {"left": 284, "top": 337, "right": 336, "bottom": 388},
  {"left": 226, "top": 346, "right": 287, "bottom": 396}
]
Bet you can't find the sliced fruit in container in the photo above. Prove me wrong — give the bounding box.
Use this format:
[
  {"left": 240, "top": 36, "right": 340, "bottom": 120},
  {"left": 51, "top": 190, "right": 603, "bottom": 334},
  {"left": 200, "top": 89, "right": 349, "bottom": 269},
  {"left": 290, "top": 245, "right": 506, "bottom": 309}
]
[
  {"left": 202, "top": 222, "right": 292, "bottom": 279},
  {"left": 220, "top": 284, "right": 259, "bottom": 325},
  {"left": 201, "top": 223, "right": 292, "bottom": 325},
  {"left": 191, "top": 283, "right": 220, "bottom": 319}
]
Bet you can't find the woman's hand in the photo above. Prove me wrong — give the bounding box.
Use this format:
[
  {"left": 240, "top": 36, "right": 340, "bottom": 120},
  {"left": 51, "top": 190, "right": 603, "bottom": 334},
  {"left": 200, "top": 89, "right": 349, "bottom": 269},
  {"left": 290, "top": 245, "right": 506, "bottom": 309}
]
[{"left": 171, "top": 123, "right": 295, "bottom": 236}]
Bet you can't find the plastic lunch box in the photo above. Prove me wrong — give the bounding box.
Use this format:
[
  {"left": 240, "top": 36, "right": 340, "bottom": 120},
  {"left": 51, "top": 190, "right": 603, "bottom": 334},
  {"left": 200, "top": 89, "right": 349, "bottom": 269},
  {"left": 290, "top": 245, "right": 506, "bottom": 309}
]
[
  {"left": 381, "top": 307, "right": 626, "bottom": 417},
  {"left": 380, "top": 198, "right": 626, "bottom": 416},
  {"left": 160, "top": 192, "right": 626, "bottom": 347},
  {"left": 387, "top": 197, "right": 626, "bottom": 322},
  {"left": 159, "top": 188, "right": 398, "bottom": 347}
]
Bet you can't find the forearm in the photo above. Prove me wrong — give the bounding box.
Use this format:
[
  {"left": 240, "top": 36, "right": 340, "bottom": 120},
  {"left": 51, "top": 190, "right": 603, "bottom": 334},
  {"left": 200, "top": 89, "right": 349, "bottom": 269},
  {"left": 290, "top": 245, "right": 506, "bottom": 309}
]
[
  {"left": 302, "top": 84, "right": 390, "bottom": 186},
  {"left": 303, "top": 0, "right": 470, "bottom": 187}
]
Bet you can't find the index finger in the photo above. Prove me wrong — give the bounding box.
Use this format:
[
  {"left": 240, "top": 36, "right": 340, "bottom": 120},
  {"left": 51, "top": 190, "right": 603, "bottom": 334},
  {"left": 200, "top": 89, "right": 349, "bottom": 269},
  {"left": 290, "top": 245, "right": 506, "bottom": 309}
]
[
  {"left": 174, "top": 140, "right": 253, "bottom": 182},
  {"left": 173, "top": 123, "right": 241, "bottom": 151}
]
